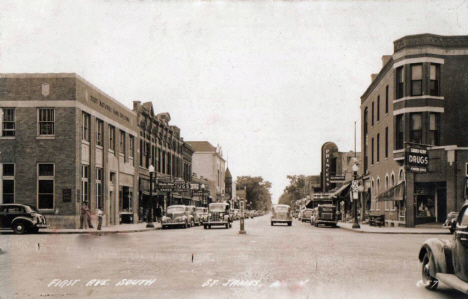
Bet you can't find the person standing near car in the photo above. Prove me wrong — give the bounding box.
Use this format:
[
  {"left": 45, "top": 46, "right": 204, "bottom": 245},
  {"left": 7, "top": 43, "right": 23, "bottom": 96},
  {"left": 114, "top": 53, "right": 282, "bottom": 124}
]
[{"left": 80, "top": 201, "right": 88, "bottom": 229}]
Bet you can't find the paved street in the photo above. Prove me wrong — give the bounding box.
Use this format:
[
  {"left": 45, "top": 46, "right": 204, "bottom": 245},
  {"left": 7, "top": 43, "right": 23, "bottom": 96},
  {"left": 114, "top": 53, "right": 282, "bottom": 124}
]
[{"left": 0, "top": 215, "right": 464, "bottom": 299}]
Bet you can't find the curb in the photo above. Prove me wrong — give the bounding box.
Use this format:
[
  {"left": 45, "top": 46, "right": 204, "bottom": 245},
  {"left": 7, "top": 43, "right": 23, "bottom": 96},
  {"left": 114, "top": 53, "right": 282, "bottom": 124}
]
[
  {"left": 38, "top": 227, "right": 162, "bottom": 235},
  {"left": 338, "top": 225, "right": 450, "bottom": 235}
]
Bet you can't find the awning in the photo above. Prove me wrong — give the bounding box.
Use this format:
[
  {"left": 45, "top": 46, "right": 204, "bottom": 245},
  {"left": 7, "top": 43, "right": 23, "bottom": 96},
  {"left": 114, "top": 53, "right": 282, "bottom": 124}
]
[
  {"left": 331, "top": 183, "right": 351, "bottom": 198},
  {"left": 377, "top": 182, "right": 405, "bottom": 202}
]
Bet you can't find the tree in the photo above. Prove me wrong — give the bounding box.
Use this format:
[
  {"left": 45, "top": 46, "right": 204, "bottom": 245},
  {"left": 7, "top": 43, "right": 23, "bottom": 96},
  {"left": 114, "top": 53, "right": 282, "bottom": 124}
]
[
  {"left": 236, "top": 176, "right": 273, "bottom": 211},
  {"left": 279, "top": 175, "right": 314, "bottom": 207}
]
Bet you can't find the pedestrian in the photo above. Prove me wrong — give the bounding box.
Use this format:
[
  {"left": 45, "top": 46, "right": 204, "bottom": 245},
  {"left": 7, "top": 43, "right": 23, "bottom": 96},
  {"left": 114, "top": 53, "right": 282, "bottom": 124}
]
[
  {"left": 80, "top": 201, "right": 88, "bottom": 229},
  {"left": 86, "top": 203, "right": 94, "bottom": 229},
  {"left": 155, "top": 206, "right": 162, "bottom": 223},
  {"left": 96, "top": 208, "right": 103, "bottom": 230}
]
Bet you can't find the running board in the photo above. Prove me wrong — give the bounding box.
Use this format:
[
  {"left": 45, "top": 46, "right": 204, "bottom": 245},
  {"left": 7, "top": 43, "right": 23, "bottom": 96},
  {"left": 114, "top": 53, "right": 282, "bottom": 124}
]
[{"left": 436, "top": 273, "right": 468, "bottom": 294}]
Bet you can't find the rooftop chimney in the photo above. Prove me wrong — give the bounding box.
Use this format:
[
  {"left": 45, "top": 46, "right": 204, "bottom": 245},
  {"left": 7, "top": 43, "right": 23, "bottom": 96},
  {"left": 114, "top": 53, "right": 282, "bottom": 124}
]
[{"left": 382, "top": 55, "right": 392, "bottom": 67}]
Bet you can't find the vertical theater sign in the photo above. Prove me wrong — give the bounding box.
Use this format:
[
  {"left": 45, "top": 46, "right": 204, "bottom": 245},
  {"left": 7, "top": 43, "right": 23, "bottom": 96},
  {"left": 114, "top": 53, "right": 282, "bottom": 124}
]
[{"left": 321, "top": 142, "right": 338, "bottom": 192}]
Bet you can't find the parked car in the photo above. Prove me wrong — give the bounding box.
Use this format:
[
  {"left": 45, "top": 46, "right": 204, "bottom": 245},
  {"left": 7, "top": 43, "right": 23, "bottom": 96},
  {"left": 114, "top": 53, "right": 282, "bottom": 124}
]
[
  {"left": 204, "top": 203, "right": 232, "bottom": 229},
  {"left": 418, "top": 202, "right": 468, "bottom": 294},
  {"left": 161, "top": 205, "right": 191, "bottom": 229},
  {"left": 310, "top": 205, "right": 338, "bottom": 228},
  {"left": 442, "top": 211, "right": 459, "bottom": 234},
  {"left": 300, "top": 208, "right": 314, "bottom": 223},
  {"left": 271, "top": 204, "right": 292, "bottom": 226},
  {"left": 197, "top": 207, "right": 208, "bottom": 224},
  {"left": 186, "top": 205, "right": 200, "bottom": 226},
  {"left": 234, "top": 209, "right": 241, "bottom": 220},
  {"left": 0, "top": 204, "right": 49, "bottom": 234}
]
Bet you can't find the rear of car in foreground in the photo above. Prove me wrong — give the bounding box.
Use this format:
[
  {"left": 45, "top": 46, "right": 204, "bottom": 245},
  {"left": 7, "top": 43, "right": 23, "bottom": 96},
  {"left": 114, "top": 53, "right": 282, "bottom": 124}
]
[{"left": 271, "top": 204, "right": 292, "bottom": 226}]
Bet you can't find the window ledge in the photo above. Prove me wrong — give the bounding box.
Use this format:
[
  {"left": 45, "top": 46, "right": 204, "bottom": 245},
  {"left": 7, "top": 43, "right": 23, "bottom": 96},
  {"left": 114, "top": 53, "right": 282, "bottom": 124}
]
[
  {"left": 96, "top": 145, "right": 103, "bottom": 149},
  {"left": 37, "top": 136, "right": 55, "bottom": 140},
  {"left": 0, "top": 136, "right": 15, "bottom": 140},
  {"left": 385, "top": 113, "right": 389, "bottom": 117},
  {"left": 108, "top": 149, "right": 115, "bottom": 154},
  {"left": 81, "top": 140, "right": 90, "bottom": 145}
]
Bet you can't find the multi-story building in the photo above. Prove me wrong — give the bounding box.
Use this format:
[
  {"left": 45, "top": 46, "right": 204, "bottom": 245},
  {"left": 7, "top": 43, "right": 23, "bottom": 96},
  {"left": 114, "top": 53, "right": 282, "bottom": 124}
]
[
  {"left": 360, "top": 34, "right": 468, "bottom": 227},
  {"left": 133, "top": 101, "right": 192, "bottom": 216},
  {"left": 186, "top": 141, "right": 226, "bottom": 201},
  {"left": 0, "top": 73, "right": 138, "bottom": 228}
]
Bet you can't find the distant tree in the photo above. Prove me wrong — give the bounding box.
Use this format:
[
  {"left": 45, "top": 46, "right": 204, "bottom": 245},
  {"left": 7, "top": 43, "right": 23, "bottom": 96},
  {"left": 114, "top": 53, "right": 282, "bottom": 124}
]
[
  {"left": 279, "top": 175, "right": 313, "bottom": 207},
  {"left": 236, "top": 176, "right": 273, "bottom": 211}
]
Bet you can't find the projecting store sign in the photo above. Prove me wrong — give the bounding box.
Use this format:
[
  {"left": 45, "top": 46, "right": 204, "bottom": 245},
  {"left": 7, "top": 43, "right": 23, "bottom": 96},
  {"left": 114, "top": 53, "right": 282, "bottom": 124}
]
[{"left": 405, "top": 147, "right": 429, "bottom": 173}]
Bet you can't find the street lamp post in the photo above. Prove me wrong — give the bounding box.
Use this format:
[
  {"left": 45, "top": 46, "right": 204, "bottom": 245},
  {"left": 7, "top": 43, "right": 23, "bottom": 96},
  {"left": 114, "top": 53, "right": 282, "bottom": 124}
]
[
  {"left": 352, "top": 163, "right": 361, "bottom": 229},
  {"left": 239, "top": 186, "right": 247, "bottom": 234},
  {"left": 201, "top": 184, "right": 205, "bottom": 207},
  {"left": 147, "top": 165, "right": 155, "bottom": 228}
]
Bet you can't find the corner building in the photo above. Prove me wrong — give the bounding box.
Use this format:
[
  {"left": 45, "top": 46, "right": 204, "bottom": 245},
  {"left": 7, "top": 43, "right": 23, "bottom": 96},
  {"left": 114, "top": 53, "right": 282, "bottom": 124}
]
[
  {"left": 360, "top": 34, "right": 468, "bottom": 227},
  {"left": 0, "top": 73, "right": 138, "bottom": 228}
]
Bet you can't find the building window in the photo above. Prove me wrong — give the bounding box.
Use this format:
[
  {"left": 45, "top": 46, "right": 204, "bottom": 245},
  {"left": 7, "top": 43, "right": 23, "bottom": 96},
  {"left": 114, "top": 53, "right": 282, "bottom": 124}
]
[
  {"left": 38, "top": 164, "right": 54, "bottom": 209},
  {"left": 396, "top": 115, "right": 404, "bottom": 150},
  {"left": 391, "top": 174, "right": 395, "bottom": 186},
  {"left": 430, "top": 64, "right": 440, "bottom": 96},
  {"left": 377, "top": 133, "right": 380, "bottom": 162},
  {"left": 372, "top": 137, "right": 375, "bottom": 165},
  {"left": 120, "top": 130, "right": 126, "bottom": 155},
  {"left": 385, "top": 85, "right": 389, "bottom": 114},
  {"left": 385, "top": 127, "right": 389, "bottom": 158},
  {"left": 377, "top": 96, "right": 380, "bottom": 122},
  {"left": 82, "top": 165, "right": 89, "bottom": 203},
  {"left": 82, "top": 112, "right": 90, "bottom": 142},
  {"left": 2, "top": 164, "right": 15, "bottom": 203},
  {"left": 140, "top": 139, "right": 144, "bottom": 167},
  {"left": 372, "top": 101, "right": 375, "bottom": 126},
  {"left": 96, "top": 119, "right": 104, "bottom": 146},
  {"left": 109, "top": 125, "right": 115, "bottom": 151},
  {"left": 396, "top": 67, "right": 404, "bottom": 99},
  {"left": 429, "top": 113, "right": 440, "bottom": 146},
  {"left": 129, "top": 135, "right": 134, "bottom": 158},
  {"left": 371, "top": 180, "right": 375, "bottom": 210},
  {"left": 38, "top": 108, "right": 55, "bottom": 136},
  {"left": 376, "top": 178, "right": 380, "bottom": 211},
  {"left": 410, "top": 113, "right": 422, "bottom": 144},
  {"left": 2, "top": 108, "right": 15, "bottom": 137},
  {"left": 152, "top": 145, "right": 156, "bottom": 168},
  {"left": 411, "top": 64, "right": 422, "bottom": 96},
  {"left": 96, "top": 168, "right": 103, "bottom": 209}
]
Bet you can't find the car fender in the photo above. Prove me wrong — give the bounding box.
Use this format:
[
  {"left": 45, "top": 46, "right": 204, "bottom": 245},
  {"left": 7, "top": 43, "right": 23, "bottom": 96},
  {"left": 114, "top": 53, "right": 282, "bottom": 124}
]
[
  {"left": 12, "top": 217, "right": 35, "bottom": 226},
  {"left": 418, "top": 238, "right": 451, "bottom": 277}
]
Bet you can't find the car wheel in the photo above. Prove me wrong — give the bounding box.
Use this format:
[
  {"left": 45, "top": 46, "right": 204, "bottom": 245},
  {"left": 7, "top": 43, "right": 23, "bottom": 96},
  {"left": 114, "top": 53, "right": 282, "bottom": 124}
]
[
  {"left": 13, "top": 222, "right": 27, "bottom": 234},
  {"left": 184, "top": 221, "right": 188, "bottom": 229},
  {"left": 421, "top": 252, "right": 438, "bottom": 290},
  {"left": 191, "top": 220, "right": 195, "bottom": 227},
  {"left": 315, "top": 222, "right": 318, "bottom": 227},
  {"left": 271, "top": 222, "right": 274, "bottom": 226},
  {"left": 225, "top": 223, "right": 229, "bottom": 229},
  {"left": 288, "top": 222, "right": 292, "bottom": 226},
  {"left": 204, "top": 225, "right": 207, "bottom": 229},
  {"left": 449, "top": 228, "right": 455, "bottom": 234}
]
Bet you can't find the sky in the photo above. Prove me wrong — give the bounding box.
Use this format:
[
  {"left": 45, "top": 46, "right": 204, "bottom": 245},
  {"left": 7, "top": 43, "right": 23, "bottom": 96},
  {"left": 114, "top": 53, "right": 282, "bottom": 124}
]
[{"left": 1, "top": 0, "right": 467, "bottom": 202}]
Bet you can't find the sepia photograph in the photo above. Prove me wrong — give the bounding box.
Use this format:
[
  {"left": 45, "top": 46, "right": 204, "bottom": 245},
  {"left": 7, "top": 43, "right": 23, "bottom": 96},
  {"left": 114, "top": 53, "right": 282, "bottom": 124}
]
[{"left": 1, "top": 0, "right": 468, "bottom": 298}]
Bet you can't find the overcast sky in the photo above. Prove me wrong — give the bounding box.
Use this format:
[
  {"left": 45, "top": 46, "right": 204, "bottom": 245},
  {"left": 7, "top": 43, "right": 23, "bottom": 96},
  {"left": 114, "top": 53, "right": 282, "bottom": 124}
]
[{"left": 1, "top": 0, "right": 467, "bottom": 202}]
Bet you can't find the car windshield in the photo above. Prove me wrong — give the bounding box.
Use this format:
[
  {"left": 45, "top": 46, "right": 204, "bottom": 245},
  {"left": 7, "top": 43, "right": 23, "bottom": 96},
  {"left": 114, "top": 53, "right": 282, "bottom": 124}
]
[
  {"left": 25, "top": 205, "right": 39, "bottom": 212},
  {"left": 210, "top": 204, "right": 227, "bottom": 212},
  {"left": 167, "top": 207, "right": 184, "bottom": 213},
  {"left": 274, "top": 206, "right": 289, "bottom": 212}
]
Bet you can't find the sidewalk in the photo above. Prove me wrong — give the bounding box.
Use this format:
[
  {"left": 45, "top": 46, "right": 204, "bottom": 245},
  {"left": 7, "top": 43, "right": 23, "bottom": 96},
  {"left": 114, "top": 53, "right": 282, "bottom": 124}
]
[
  {"left": 338, "top": 221, "right": 449, "bottom": 234},
  {"left": 40, "top": 222, "right": 162, "bottom": 235}
]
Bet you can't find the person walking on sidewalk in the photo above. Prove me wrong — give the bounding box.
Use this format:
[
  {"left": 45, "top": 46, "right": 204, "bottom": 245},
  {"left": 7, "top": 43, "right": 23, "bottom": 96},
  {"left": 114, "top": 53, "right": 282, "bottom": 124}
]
[{"left": 80, "top": 201, "right": 94, "bottom": 229}]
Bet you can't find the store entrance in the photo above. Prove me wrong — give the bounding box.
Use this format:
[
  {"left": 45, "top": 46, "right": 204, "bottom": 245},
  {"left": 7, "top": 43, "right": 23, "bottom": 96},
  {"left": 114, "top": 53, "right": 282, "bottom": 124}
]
[{"left": 437, "top": 187, "right": 447, "bottom": 223}]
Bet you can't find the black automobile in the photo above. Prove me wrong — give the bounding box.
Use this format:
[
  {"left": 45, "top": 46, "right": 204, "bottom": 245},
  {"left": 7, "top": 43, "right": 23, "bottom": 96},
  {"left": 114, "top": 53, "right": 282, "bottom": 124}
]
[
  {"left": 0, "top": 204, "right": 49, "bottom": 234},
  {"left": 418, "top": 202, "right": 468, "bottom": 294}
]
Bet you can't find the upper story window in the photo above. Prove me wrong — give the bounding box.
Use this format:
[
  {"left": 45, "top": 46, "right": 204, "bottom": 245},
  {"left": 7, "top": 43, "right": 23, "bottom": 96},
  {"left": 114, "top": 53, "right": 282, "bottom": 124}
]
[
  {"left": 376, "top": 133, "right": 380, "bottom": 162},
  {"left": 411, "top": 64, "right": 423, "bottom": 96},
  {"left": 429, "top": 113, "right": 440, "bottom": 146},
  {"left": 109, "top": 125, "right": 116, "bottom": 152},
  {"left": 38, "top": 108, "right": 55, "bottom": 136},
  {"left": 2, "top": 108, "right": 15, "bottom": 137},
  {"left": 96, "top": 119, "right": 104, "bottom": 146},
  {"left": 371, "top": 102, "right": 375, "bottom": 126},
  {"left": 82, "top": 112, "right": 90, "bottom": 142},
  {"left": 396, "top": 67, "right": 404, "bottom": 99},
  {"left": 377, "top": 96, "right": 380, "bottom": 122},
  {"left": 119, "top": 130, "right": 126, "bottom": 155},
  {"left": 396, "top": 115, "right": 404, "bottom": 150},
  {"left": 410, "top": 113, "right": 422, "bottom": 144},
  {"left": 129, "top": 135, "right": 134, "bottom": 158},
  {"left": 385, "top": 127, "right": 389, "bottom": 158},
  {"left": 430, "top": 64, "right": 440, "bottom": 96},
  {"left": 385, "top": 85, "right": 389, "bottom": 114}
]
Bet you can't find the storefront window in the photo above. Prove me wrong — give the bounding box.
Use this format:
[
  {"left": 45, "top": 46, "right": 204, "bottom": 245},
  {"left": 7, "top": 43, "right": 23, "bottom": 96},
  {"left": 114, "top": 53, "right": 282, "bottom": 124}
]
[{"left": 417, "top": 195, "right": 435, "bottom": 218}]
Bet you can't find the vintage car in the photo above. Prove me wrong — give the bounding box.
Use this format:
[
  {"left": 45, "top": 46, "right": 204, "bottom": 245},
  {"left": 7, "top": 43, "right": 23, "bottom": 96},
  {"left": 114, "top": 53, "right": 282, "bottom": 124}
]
[
  {"left": 271, "top": 204, "right": 292, "bottom": 226},
  {"left": 0, "top": 204, "right": 49, "bottom": 234},
  {"left": 204, "top": 203, "right": 232, "bottom": 229},
  {"left": 310, "top": 205, "right": 338, "bottom": 228},
  {"left": 161, "top": 205, "right": 192, "bottom": 229},
  {"left": 186, "top": 205, "right": 200, "bottom": 226},
  {"left": 234, "top": 209, "right": 241, "bottom": 220},
  {"left": 418, "top": 202, "right": 468, "bottom": 294},
  {"left": 197, "top": 207, "right": 208, "bottom": 224},
  {"left": 300, "top": 208, "right": 314, "bottom": 223},
  {"left": 442, "top": 211, "right": 459, "bottom": 234}
]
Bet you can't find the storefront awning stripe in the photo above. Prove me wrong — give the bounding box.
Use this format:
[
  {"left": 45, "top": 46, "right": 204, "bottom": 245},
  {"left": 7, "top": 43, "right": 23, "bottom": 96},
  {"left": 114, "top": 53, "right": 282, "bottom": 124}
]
[
  {"left": 331, "top": 183, "right": 351, "bottom": 198},
  {"left": 377, "top": 182, "right": 405, "bottom": 201}
]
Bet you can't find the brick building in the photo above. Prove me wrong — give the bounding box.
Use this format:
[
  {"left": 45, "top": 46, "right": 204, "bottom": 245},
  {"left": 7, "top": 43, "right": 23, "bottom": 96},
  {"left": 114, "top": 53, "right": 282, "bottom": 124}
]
[
  {"left": 360, "top": 34, "right": 468, "bottom": 227},
  {"left": 133, "top": 101, "right": 193, "bottom": 217},
  {"left": 0, "top": 73, "right": 138, "bottom": 228}
]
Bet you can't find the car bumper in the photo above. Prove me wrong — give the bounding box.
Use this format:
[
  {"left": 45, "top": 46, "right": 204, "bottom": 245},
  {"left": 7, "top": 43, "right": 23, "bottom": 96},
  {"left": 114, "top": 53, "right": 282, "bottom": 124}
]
[
  {"left": 35, "top": 223, "right": 50, "bottom": 228},
  {"left": 206, "top": 221, "right": 229, "bottom": 226},
  {"left": 316, "top": 220, "right": 337, "bottom": 225},
  {"left": 271, "top": 219, "right": 291, "bottom": 222},
  {"left": 162, "top": 222, "right": 186, "bottom": 226}
]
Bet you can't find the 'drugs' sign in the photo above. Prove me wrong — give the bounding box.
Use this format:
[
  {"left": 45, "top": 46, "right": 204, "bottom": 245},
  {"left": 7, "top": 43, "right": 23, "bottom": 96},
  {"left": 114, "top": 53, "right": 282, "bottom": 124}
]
[{"left": 405, "top": 147, "right": 429, "bottom": 173}]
